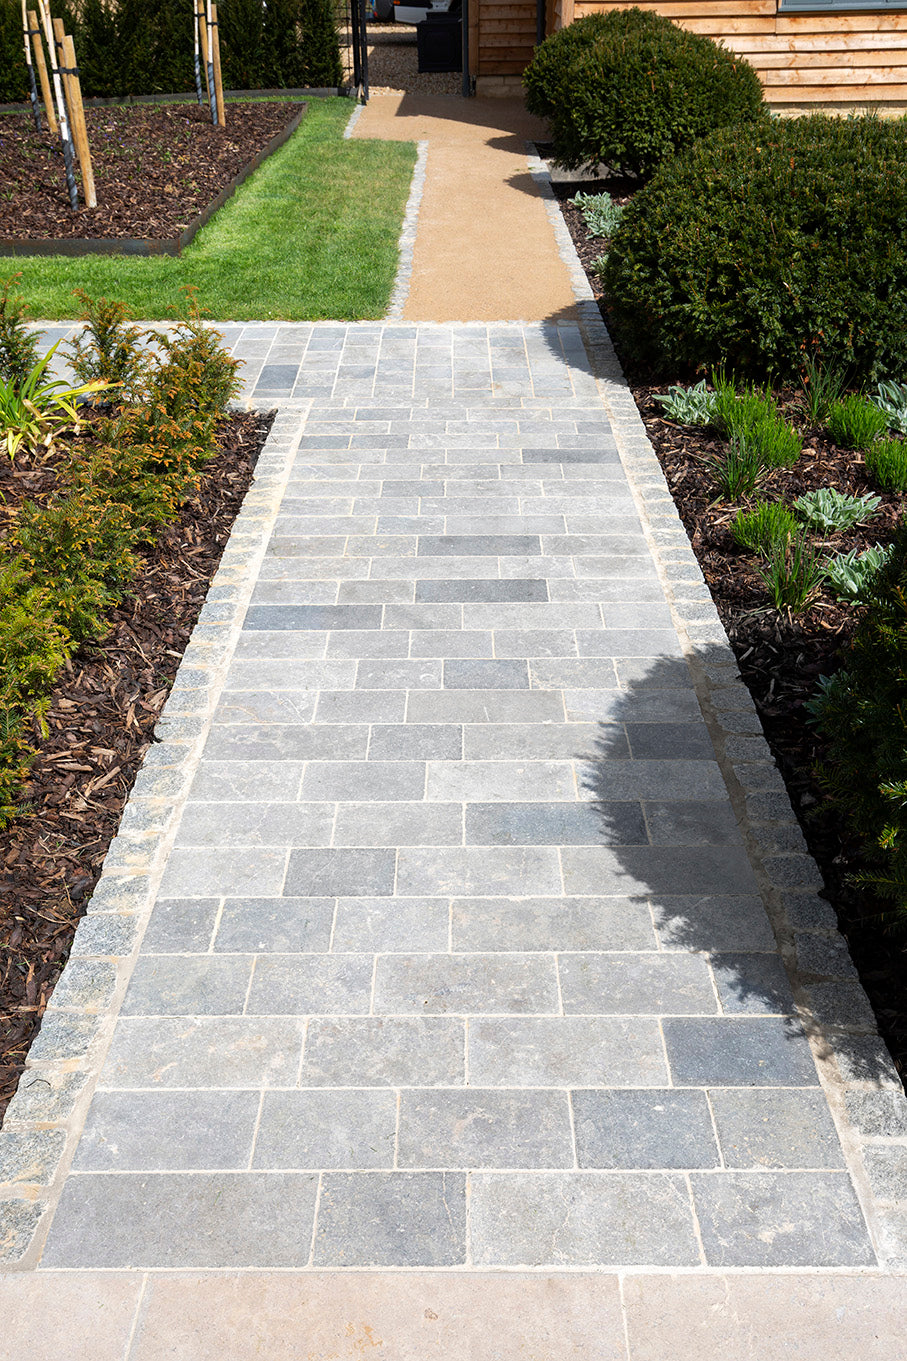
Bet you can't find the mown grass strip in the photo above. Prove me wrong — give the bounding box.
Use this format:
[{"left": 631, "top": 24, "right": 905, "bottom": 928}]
[{"left": 8, "top": 98, "right": 416, "bottom": 320}]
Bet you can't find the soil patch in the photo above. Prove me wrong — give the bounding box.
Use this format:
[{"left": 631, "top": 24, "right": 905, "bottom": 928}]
[
  {"left": 554, "top": 180, "right": 907, "bottom": 1087},
  {"left": 0, "top": 101, "right": 302, "bottom": 241},
  {"left": 0, "top": 408, "right": 273, "bottom": 1119}
]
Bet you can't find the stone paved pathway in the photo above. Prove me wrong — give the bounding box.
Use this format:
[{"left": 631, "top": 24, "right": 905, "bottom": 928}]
[
  {"left": 4, "top": 104, "right": 907, "bottom": 1357},
  {"left": 16, "top": 319, "right": 886, "bottom": 1276}
]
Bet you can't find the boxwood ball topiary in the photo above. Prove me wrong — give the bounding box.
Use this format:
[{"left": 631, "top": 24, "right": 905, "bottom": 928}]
[
  {"left": 523, "top": 8, "right": 765, "bottom": 179},
  {"left": 600, "top": 114, "right": 907, "bottom": 382}
]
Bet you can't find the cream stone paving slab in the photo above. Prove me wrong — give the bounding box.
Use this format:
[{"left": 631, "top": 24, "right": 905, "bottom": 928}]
[{"left": 3, "top": 1270, "right": 907, "bottom": 1360}]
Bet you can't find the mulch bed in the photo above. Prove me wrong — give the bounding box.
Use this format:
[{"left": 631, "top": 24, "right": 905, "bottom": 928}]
[
  {"left": 0, "top": 408, "right": 273, "bottom": 1119},
  {"left": 0, "top": 101, "right": 301, "bottom": 239},
  {"left": 555, "top": 181, "right": 907, "bottom": 1088}
]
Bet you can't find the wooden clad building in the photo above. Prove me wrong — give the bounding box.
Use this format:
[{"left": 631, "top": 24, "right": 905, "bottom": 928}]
[{"left": 470, "top": 0, "right": 907, "bottom": 110}]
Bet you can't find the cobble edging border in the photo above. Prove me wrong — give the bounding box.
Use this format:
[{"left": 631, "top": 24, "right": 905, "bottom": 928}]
[
  {"left": 386, "top": 140, "right": 429, "bottom": 320},
  {"left": 532, "top": 147, "right": 907, "bottom": 1269},
  {"left": 0, "top": 405, "right": 308, "bottom": 1267}
]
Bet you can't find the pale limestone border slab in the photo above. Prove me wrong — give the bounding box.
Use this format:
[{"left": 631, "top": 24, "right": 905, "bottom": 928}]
[
  {"left": 531, "top": 147, "right": 907, "bottom": 1269},
  {"left": 0, "top": 405, "right": 309, "bottom": 1267}
]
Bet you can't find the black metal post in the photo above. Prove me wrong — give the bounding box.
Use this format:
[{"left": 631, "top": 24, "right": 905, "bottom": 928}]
[
  {"left": 461, "top": 0, "right": 470, "bottom": 96},
  {"left": 351, "top": 0, "right": 362, "bottom": 91},
  {"left": 359, "top": 0, "right": 369, "bottom": 102}
]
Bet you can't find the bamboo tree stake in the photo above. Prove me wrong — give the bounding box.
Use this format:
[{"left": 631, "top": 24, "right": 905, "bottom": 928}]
[
  {"left": 192, "top": 0, "right": 203, "bottom": 104},
  {"left": 28, "top": 9, "right": 56, "bottom": 136},
  {"left": 36, "top": 0, "right": 77, "bottom": 209},
  {"left": 20, "top": 0, "right": 41, "bottom": 131},
  {"left": 211, "top": 3, "right": 225, "bottom": 129},
  {"left": 204, "top": 0, "right": 217, "bottom": 125},
  {"left": 63, "top": 32, "right": 96, "bottom": 208}
]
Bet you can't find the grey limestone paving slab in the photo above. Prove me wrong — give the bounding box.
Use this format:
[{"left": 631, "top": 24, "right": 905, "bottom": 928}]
[
  {"left": 465, "top": 800, "right": 647, "bottom": 846},
  {"left": 120, "top": 956, "right": 253, "bottom": 1016},
  {"left": 691, "top": 1171, "right": 875, "bottom": 1266},
  {"left": 395, "top": 846, "right": 562, "bottom": 896},
  {"left": 573, "top": 1089, "right": 719, "bottom": 1169},
  {"left": 212, "top": 897, "right": 335, "bottom": 953},
  {"left": 136, "top": 898, "right": 216, "bottom": 952},
  {"left": 467, "top": 1016, "right": 670, "bottom": 1087},
  {"left": 313, "top": 1172, "right": 466, "bottom": 1266},
  {"left": 72, "top": 1090, "right": 261, "bottom": 1171},
  {"left": 559, "top": 952, "right": 717, "bottom": 1015},
  {"left": 373, "top": 953, "right": 560, "bottom": 1014},
  {"left": 709, "top": 1088, "right": 846, "bottom": 1168},
  {"left": 247, "top": 954, "right": 374, "bottom": 1015},
  {"left": 663, "top": 1018, "right": 820, "bottom": 1086},
  {"left": 469, "top": 1172, "right": 699, "bottom": 1266},
  {"left": 301, "top": 1017, "right": 465, "bottom": 1086},
  {"left": 253, "top": 1089, "right": 397, "bottom": 1169},
  {"left": 397, "top": 1090, "right": 573, "bottom": 1168},
  {"left": 331, "top": 897, "right": 450, "bottom": 952},
  {"left": 100, "top": 1016, "right": 305, "bottom": 1088},
  {"left": 333, "top": 802, "right": 462, "bottom": 847},
  {"left": 452, "top": 895, "right": 656, "bottom": 951},
  {"left": 43, "top": 1172, "right": 319, "bottom": 1268}
]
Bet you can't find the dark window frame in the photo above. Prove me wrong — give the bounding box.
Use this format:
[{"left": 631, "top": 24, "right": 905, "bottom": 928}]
[{"left": 778, "top": 0, "right": 907, "bottom": 11}]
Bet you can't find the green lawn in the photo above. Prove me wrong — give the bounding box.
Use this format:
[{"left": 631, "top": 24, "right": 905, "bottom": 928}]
[{"left": 8, "top": 98, "right": 416, "bottom": 320}]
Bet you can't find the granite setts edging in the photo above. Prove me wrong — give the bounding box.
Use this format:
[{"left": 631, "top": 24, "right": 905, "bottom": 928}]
[
  {"left": 532, "top": 147, "right": 907, "bottom": 1268},
  {"left": 0, "top": 405, "right": 306, "bottom": 1266},
  {"left": 386, "top": 140, "right": 429, "bottom": 320}
]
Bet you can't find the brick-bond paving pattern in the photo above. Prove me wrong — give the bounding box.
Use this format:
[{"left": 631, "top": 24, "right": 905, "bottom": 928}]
[{"left": 12, "top": 320, "right": 902, "bottom": 1270}]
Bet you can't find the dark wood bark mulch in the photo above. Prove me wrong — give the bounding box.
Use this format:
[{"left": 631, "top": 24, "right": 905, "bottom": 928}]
[
  {"left": 0, "top": 408, "right": 273, "bottom": 1120},
  {"left": 554, "top": 181, "right": 907, "bottom": 1088},
  {"left": 0, "top": 101, "right": 302, "bottom": 239}
]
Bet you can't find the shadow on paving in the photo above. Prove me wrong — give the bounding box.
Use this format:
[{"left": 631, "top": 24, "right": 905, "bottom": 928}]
[{"left": 576, "top": 651, "right": 896, "bottom": 1087}]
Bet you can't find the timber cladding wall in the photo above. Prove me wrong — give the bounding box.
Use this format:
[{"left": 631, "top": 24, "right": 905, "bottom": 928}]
[
  {"left": 568, "top": 2, "right": 907, "bottom": 107},
  {"left": 475, "top": 0, "right": 539, "bottom": 77}
]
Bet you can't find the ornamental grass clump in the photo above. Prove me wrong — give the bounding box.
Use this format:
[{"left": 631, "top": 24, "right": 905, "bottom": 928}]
[
  {"left": 759, "top": 530, "right": 824, "bottom": 614},
  {"left": 732, "top": 499, "right": 798, "bottom": 556},
  {"left": 826, "top": 395, "right": 889, "bottom": 451},
  {"left": 866, "top": 438, "right": 907, "bottom": 493},
  {"left": 713, "top": 383, "right": 801, "bottom": 469},
  {"left": 523, "top": 8, "right": 764, "bottom": 179},
  {"left": 602, "top": 114, "right": 907, "bottom": 381},
  {"left": 703, "top": 432, "right": 767, "bottom": 500}
]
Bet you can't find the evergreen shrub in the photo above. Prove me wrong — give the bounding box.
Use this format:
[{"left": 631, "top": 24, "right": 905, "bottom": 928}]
[
  {"left": 523, "top": 8, "right": 764, "bottom": 178},
  {"left": 602, "top": 114, "right": 907, "bottom": 381}
]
